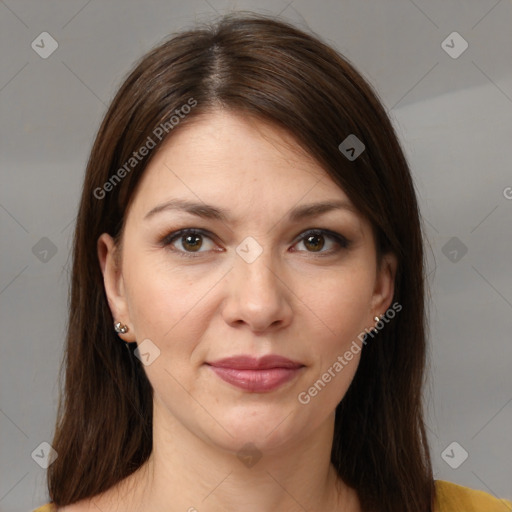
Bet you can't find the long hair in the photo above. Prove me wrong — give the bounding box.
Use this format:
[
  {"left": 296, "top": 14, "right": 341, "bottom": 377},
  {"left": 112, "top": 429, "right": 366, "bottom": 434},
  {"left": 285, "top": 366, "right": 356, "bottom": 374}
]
[{"left": 48, "top": 12, "right": 433, "bottom": 511}]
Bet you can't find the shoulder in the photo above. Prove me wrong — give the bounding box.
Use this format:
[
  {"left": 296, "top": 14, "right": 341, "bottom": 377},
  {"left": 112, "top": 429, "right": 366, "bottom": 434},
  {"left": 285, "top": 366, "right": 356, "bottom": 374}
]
[
  {"left": 32, "top": 493, "right": 119, "bottom": 512},
  {"left": 32, "top": 505, "right": 57, "bottom": 512},
  {"left": 32, "top": 503, "right": 89, "bottom": 512},
  {"left": 435, "top": 479, "right": 512, "bottom": 512}
]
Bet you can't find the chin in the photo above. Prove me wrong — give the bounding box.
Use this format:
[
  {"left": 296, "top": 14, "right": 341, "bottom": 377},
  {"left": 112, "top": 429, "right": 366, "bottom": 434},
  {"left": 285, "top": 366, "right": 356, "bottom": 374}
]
[{"left": 200, "top": 402, "right": 308, "bottom": 455}]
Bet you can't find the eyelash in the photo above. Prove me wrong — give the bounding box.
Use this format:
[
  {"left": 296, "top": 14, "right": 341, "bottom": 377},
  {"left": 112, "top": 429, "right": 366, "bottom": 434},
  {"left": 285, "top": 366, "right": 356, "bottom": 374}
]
[{"left": 160, "top": 228, "right": 351, "bottom": 259}]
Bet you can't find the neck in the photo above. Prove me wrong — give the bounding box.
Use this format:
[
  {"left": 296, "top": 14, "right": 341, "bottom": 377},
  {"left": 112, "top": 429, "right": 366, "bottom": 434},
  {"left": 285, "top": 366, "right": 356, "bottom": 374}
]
[{"left": 107, "top": 401, "right": 358, "bottom": 512}]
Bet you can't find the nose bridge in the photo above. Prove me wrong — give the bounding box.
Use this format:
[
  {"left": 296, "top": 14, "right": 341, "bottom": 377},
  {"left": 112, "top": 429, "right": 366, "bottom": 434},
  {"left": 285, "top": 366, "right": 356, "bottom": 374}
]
[
  {"left": 235, "top": 235, "right": 282, "bottom": 300},
  {"left": 223, "top": 235, "right": 292, "bottom": 331}
]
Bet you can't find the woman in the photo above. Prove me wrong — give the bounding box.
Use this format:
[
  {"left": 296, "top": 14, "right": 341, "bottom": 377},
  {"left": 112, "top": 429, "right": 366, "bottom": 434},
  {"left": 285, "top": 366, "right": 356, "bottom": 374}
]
[{"left": 33, "top": 13, "right": 510, "bottom": 512}]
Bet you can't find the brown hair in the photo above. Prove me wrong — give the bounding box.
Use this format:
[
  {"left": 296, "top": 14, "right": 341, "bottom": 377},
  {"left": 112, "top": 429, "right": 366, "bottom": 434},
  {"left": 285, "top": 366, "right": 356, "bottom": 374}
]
[{"left": 48, "top": 12, "right": 434, "bottom": 511}]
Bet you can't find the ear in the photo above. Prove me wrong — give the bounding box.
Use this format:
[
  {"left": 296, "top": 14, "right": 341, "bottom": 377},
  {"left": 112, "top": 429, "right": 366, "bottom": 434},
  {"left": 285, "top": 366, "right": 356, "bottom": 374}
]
[
  {"left": 370, "top": 252, "right": 398, "bottom": 320},
  {"left": 97, "top": 233, "right": 136, "bottom": 342}
]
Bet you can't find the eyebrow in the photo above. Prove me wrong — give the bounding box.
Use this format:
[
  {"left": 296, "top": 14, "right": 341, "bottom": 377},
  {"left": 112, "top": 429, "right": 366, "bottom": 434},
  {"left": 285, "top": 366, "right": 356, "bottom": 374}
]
[{"left": 144, "top": 198, "right": 358, "bottom": 223}]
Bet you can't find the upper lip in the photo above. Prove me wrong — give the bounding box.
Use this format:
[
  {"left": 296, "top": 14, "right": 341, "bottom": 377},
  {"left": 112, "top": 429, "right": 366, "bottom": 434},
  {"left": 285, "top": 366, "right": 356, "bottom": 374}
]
[{"left": 206, "top": 355, "right": 304, "bottom": 370}]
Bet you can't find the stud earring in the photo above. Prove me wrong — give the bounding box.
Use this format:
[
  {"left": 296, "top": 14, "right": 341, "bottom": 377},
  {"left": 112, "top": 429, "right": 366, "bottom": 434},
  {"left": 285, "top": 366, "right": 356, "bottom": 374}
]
[
  {"left": 114, "top": 321, "right": 129, "bottom": 334},
  {"left": 372, "top": 314, "right": 383, "bottom": 334}
]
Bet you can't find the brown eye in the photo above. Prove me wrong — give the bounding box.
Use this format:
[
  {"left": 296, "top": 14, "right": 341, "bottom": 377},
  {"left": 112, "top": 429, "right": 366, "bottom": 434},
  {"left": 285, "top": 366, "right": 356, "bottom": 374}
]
[
  {"left": 181, "top": 233, "right": 203, "bottom": 252},
  {"left": 303, "top": 233, "right": 325, "bottom": 252},
  {"left": 293, "top": 229, "right": 350, "bottom": 255},
  {"left": 162, "top": 227, "right": 350, "bottom": 259},
  {"left": 162, "top": 229, "right": 217, "bottom": 257}
]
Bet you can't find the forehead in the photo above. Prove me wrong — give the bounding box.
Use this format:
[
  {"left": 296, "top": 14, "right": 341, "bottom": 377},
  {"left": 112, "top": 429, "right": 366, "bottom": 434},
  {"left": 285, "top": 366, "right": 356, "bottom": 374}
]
[
  {"left": 153, "top": 109, "right": 328, "bottom": 178},
  {"left": 127, "top": 110, "right": 360, "bottom": 224}
]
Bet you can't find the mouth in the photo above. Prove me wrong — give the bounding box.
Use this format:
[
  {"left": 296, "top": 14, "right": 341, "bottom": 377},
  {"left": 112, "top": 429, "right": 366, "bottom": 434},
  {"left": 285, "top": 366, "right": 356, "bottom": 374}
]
[{"left": 206, "top": 355, "right": 305, "bottom": 393}]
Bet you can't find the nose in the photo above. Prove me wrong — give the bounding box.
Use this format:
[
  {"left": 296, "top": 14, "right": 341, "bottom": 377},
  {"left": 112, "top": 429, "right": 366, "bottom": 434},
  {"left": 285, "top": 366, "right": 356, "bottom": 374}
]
[{"left": 221, "top": 246, "right": 293, "bottom": 333}]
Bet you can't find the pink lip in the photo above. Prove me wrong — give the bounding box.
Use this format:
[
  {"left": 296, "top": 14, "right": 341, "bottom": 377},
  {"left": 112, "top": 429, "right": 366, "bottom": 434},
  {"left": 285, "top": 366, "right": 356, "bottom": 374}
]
[{"left": 206, "top": 355, "right": 305, "bottom": 392}]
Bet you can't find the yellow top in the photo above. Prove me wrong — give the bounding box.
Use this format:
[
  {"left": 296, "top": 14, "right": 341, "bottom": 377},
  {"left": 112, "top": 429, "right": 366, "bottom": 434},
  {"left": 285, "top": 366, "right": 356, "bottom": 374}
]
[
  {"left": 32, "top": 480, "right": 512, "bottom": 511},
  {"left": 433, "top": 480, "right": 511, "bottom": 511}
]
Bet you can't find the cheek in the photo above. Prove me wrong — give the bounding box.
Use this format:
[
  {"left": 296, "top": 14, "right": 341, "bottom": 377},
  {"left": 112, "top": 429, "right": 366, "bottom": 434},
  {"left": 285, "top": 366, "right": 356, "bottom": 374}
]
[
  {"left": 297, "top": 265, "right": 373, "bottom": 404},
  {"left": 122, "top": 249, "right": 217, "bottom": 341},
  {"left": 122, "top": 244, "right": 375, "bottom": 356},
  {"left": 296, "top": 282, "right": 368, "bottom": 415},
  {"left": 302, "top": 265, "right": 374, "bottom": 343}
]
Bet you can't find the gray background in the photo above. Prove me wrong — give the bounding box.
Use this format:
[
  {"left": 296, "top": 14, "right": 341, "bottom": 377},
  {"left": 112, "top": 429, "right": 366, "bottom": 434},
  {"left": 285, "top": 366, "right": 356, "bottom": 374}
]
[{"left": 1, "top": 1, "right": 511, "bottom": 511}]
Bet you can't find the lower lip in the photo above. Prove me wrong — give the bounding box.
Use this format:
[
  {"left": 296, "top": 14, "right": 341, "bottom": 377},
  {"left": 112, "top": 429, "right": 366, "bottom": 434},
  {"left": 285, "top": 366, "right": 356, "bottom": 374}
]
[{"left": 208, "top": 365, "right": 303, "bottom": 392}]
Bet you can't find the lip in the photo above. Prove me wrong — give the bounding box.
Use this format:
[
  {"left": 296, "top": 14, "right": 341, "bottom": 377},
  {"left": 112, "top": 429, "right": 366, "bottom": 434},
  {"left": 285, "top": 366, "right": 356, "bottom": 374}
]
[
  {"left": 208, "top": 355, "right": 304, "bottom": 370},
  {"left": 206, "top": 355, "right": 305, "bottom": 392}
]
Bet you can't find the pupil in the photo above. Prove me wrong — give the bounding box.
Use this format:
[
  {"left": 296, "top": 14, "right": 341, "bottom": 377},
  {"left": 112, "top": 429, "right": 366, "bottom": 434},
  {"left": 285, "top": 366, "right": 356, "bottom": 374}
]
[
  {"left": 183, "top": 234, "right": 202, "bottom": 251},
  {"left": 305, "top": 234, "right": 324, "bottom": 252}
]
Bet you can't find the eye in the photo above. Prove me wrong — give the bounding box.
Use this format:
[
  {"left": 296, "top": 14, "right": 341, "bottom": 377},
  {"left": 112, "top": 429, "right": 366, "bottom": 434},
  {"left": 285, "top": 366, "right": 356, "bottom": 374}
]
[
  {"left": 162, "top": 228, "right": 218, "bottom": 258},
  {"left": 161, "top": 227, "right": 351, "bottom": 259},
  {"left": 292, "top": 229, "right": 350, "bottom": 256}
]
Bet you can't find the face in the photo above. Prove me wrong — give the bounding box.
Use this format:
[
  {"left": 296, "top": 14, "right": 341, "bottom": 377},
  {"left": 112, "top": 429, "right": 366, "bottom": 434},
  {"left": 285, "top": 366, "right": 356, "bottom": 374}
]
[{"left": 98, "top": 110, "right": 397, "bottom": 455}]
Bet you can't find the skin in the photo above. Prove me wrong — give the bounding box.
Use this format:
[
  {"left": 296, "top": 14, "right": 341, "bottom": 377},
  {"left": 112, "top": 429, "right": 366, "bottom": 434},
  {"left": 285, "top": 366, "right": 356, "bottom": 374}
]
[{"left": 62, "top": 110, "right": 397, "bottom": 512}]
